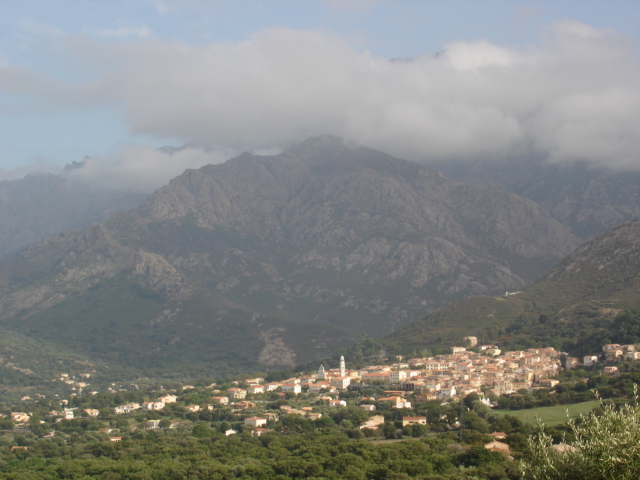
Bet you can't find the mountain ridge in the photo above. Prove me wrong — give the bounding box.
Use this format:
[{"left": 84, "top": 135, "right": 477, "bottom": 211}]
[
  {"left": 430, "top": 157, "right": 640, "bottom": 239},
  {"left": 0, "top": 136, "right": 581, "bottom": 375}
]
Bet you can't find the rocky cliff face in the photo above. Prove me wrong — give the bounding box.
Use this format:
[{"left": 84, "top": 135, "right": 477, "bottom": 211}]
[
  {"left": 543, "top": 219, "right": 640, "bottom": 283},
  {"left": 0, "top": 136, "right": 581, "bottom": 374},
  {"left": 105, "top": 136, "right": 580, "bottom": 329}
]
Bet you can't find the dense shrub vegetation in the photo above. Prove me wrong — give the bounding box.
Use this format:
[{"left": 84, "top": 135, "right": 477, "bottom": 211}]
[{"left": 522, "top": 390, "right": 640, "bottom": 480}]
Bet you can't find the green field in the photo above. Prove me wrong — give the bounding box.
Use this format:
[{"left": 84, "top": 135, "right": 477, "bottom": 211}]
[{"left": 494, "top": 400, "right": 601, "bottom": 426}]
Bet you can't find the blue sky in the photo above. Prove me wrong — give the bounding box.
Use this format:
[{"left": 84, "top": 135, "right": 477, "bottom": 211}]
[{"left": 1, "top": 0, "right": 639, "bottom": 188}]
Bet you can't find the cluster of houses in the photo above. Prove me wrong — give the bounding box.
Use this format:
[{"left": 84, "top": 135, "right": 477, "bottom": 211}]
[
  {"left": 565, "top": 343, "right": 639, "bottom": 373},
  {"left": 111, "top": 394, "right": 179, "bottom": 414},
  {"left": 7, "top": 338, "right": 639, "bottom": 448},
  {"left": 56, "top": 373, "right": 92, "bottom": 394},
  {"left": 215, "top": 346, "right": 565, "bottom": 403}
]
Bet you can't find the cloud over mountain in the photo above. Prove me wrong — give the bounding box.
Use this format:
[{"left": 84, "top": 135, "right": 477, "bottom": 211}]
[
  {"left": 67, "top": 144, "right": 235, "bottom": 192},
  {"left": 3, "top": 20, "right": 639, "bottom": 189}
]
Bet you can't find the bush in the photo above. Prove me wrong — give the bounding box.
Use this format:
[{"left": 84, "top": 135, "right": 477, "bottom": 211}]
[{"left": 521, "top": 391, "right": 640, "bottom": 480}]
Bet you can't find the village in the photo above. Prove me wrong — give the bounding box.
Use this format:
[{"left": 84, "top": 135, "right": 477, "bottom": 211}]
[{"left": 4, "top": 336, "right": 635, "bottom": 459}]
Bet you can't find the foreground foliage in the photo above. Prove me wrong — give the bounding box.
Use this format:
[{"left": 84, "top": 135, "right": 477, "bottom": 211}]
[{"left": 521, "top": 392, "right": 640, "bottom": 480}]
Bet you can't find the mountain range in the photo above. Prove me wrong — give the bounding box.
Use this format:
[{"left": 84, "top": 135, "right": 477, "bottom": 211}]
[{"left": 0, "top": 135, "right": 582, "bottom": 377}]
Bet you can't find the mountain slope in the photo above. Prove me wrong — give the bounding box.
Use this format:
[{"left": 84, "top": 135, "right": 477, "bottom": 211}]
[
  {"left": 388, "top": 219, "right": 640, "bottom": 355},
  {"left": 0, "top": 173, "right": 147, "bottom": 259},
  {"left": 0, "top": 136, "right": 580, "bottom": 375},
  {"left": 431, "top": 158, "right": 640, "bottom": 240}
]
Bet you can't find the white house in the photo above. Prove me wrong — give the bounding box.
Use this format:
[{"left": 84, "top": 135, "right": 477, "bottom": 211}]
[
  {"left": 281, "top": 383, "right": 302, "bottom": 394},
  {"left": 388, "top": 370, "right": 408, "bottom": 383},
  {"left": 244, "top": 417, "right": 267, "bottom": 427},
  {"left": 146, "top": 420, "right": 161, "bottom": 429},
  {"left": 142, "top": 401, "right": 165, "bottom": 411},
  {"left": 438, "top": 387, "right": 457, "bottom": 399},
  {"left": 227, "top": 388, "right": 247, "bottom": 399},
  {"left": 114, "top": 403, "right": 140, "bottom": 414},
  {"left": 402, "top": 416, "right": 427, "bottom": 427},
  {"left": 309, "top": 381, "right": 332, "bottom": 393},
  {"left": 158, "top": 395, "right": 177, "bottom": 404},
  {"left": 247, "top": 385, "right": 264, "bottom": 394},
  {"left": 624, "top": 351, "right": 640, "bottom": 361},
  {"left": 10, "top": 412, "right": 30, "bottom": 423},
  {"left": 583, "top": 356, "right": 599, "bottom": 367}
]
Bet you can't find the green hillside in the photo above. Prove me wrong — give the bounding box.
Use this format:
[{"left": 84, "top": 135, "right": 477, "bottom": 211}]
[
  {"left": 0, "top": 326, "right": 102, "bottom": 395},
  {"left": 387, "top": 219, "right": 640, "bottom": 356}
]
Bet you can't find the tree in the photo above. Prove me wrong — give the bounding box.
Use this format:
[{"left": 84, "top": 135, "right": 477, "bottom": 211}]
[
  {"left": 458, "top": 445, "right": 505, "bottom": 468},
  {"left": 280, "top": 415, "right": 314, "bottom": 434},
  {"left": 463, "top": 393, "right": 481, "bottom": 410},
  {"left": 521, "top": 393, "right": 640, "bottom": 480},
  {"left": 461, "top": 410, "right": 490, "bottom": 434},
  {"left": 382, "top": 423, "right": 397, "bottom": 439},
  {"left": 191, "top": 423, "right": 212, "bottom": 438}
]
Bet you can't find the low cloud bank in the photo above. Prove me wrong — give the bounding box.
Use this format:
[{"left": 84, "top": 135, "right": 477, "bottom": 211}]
[
  {"left": 66, "top": 145, "right": 236, "bottom": 192},
  {"left": 3, "top": 20, "right": 640, "bottom": 190}
]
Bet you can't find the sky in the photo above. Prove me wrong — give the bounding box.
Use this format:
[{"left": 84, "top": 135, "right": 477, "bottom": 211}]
[{"left": 1, "top": 0, "right": 640, "bottom": 191}]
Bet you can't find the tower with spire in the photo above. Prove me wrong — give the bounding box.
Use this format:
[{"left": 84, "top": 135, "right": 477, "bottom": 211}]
[{"left": 339, "top": 356, "right": 346, "bottom": 378}]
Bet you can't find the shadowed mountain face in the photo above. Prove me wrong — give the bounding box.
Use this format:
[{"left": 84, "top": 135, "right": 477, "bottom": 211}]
[
  {"left": 430, "top": 157, "right": 640, "bottom": 240},
  {"left": 0, "top": 136, "right": 580, "bottom": 376},
  {"left": 388, "top": 219, "right": 640, "bottom": 356},
  {"left": 0, "top": 173, "right": 148, "bottom": 259}
]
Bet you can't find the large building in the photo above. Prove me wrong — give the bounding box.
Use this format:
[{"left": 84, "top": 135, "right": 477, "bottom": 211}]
[{"left": 330, "top": 377, "right": 351, "bottom": 390}]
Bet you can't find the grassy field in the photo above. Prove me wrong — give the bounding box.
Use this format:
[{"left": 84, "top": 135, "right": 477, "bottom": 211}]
[{"left": 494, "top": 400, "right": 601, "bottom": 426}]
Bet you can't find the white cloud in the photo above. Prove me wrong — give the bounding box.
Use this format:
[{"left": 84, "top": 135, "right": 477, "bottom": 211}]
[
  {"left": 5, "top": 20, "right": 640, "bottom": 178},
  {"left": 0, "top": 160, "right": 60, "bottom": 181},
  {"left": 66, "top": 144, "right": 236, "bottom": 192},
  {"left": 442, "top": 40, "right": 516, "bottom": 70},
  {"left": 551, "top": 20, "right": 610, "bottom": 40}
]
